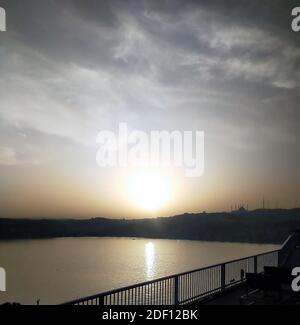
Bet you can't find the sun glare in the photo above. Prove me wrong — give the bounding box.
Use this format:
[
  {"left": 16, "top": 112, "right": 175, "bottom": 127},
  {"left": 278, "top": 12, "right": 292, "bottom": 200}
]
[
  {"left": 145, "top": 242, "right": 155, "bottom": 278},
  {"left": 127, "top": 170, "right": 171, "bottom": 212}
]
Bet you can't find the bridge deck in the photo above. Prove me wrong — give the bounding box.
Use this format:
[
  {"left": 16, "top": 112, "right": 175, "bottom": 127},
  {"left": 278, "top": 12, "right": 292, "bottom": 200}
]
[
  {"left": 200, "top": 285, "right": 300, "bottom": 305},
  {"left": 201, "top": 286, "right": 246, "bottom": 305}
]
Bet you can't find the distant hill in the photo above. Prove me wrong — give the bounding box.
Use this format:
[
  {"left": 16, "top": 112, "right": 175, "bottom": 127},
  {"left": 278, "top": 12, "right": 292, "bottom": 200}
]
[{"left": 0, "top": 208, "right": 300, "bottom": 244}]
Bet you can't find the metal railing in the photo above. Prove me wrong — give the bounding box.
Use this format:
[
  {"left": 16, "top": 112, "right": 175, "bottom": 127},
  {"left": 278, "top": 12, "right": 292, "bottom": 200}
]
[{"left": 63, "top": 249, "right": 279, "bottom": 305}]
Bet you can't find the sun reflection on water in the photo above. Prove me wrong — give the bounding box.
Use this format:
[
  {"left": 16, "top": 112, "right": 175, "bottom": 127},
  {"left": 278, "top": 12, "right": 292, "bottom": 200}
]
[{"left": 144, "top": 242, "right": 155, "bottom": 279}]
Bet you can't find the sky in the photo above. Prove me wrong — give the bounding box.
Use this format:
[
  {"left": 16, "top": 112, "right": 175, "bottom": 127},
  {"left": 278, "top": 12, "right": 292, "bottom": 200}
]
[{"left": 0, "top": 0, "right": 299, "bottom": 218}]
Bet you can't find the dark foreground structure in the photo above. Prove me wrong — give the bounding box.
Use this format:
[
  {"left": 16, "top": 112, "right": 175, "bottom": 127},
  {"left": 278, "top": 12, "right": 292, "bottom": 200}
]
[{"left": 63, "top": 231, "right": 300, "bottom": 305}]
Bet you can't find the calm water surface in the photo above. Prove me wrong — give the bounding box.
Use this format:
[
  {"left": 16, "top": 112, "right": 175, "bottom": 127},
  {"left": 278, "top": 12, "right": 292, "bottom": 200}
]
[{"left": 0, "top": 237, "right": 279, "bottom": 304}]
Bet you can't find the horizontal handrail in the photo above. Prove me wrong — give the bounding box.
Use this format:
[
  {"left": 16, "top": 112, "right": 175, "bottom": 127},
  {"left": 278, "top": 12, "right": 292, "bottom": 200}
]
[{"left": 62, "top": 249, "right": 280, "bottom": 305}]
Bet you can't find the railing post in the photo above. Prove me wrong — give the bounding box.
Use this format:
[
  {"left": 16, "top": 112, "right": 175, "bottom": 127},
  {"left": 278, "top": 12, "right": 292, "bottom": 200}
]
[
  {"left": 254, "top": 256, "right": 258, "bottom": 274},
  {"left": 221, "top": 264, "right": 226, "bottom": 292},
  {"left": 174, "top": 275, "right": 179, "bottom": 305}
]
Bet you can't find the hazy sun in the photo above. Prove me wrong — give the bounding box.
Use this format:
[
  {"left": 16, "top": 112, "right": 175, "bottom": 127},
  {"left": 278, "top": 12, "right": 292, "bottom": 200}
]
[{"left": 127, "top": 170, "right": 171, "bottom": 212}]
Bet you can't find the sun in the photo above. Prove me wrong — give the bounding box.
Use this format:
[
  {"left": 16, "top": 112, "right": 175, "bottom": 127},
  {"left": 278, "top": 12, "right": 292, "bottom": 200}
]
[{"left": 127, "top": 170, "right": 171, "bottom": 212}]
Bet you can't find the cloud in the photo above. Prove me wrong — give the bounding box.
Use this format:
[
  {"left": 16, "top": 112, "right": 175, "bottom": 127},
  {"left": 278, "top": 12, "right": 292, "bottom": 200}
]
[
  {"left": 0, "top": 0, "right": 299, "bottom": 163},
  {"left": 0, "top": 147, "right": 18, "bottom": 165}
]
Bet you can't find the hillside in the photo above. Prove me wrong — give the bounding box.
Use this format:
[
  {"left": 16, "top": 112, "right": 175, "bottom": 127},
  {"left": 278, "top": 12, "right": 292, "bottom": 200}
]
[{"left": 0, "top": 209, "right": 299, "bottom": 244}]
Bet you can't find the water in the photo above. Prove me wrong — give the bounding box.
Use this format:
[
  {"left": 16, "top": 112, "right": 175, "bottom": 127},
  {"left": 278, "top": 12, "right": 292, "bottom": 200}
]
[{"left": 0, "top": 237, "right": 279, "bottom": 305}]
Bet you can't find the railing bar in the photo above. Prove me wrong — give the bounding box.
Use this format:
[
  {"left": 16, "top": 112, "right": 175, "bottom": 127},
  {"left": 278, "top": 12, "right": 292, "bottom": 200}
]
[
  {"left": 194, "top": 272, "right": 196, "bottom": 297},
  {"left": 190, "top": 273, "right": 192, "bottom": 299},
  {"left": 187, "top": 274, "right": 189, "bottom": 301},
  {"left": 132, "top": 288, "right": 134, "bottom": 305},
  {"left": 159, "top": 281, "right": 161, "bottom": 305},
  {"left": 171, "top": 278, "right": 173, "bottom": 305},
  {"left": 181, "top": 275, "right": 183, "bottom": 302},
  {"left": 191, "top": 273, "right": 193, "bottom": 299},
  {"left": 192, "top": 276, "right": 196, "bottom": 303},
  {"left": 183, "top": 275, "right": 185, "bottom": 301},
  {"left": 170, "top": 278, "right": 175, "bottom": 305},
  {"left": 183, "top": 275, "right": 185, "bottom": 302},
  {"left": 161, "top": 281, "right": 164, "bottom": 305},
  {"left": 136, "top": 286, "right": 138, "bottom": 305},
  {"left": 187, "top": 273, "right": 190, "bottom": 300},
  {"left": 170, "top": 278, "right": 173, "bottom": 304},
  {"left": 192, "top": 273, "right": 194, "bottom": 298},
  {"left": 205, "top": 269, "right": 207, "bottom": 294},
  {"left": 158, "top": 281, "right": 160, "bottom": 305},
  {"left": 156, "top": 281, "right": 159, "bottom": 305},
  {"left": 164, "top": 281, "right": 168, "bottom": 305},
  {"left": 186, "top": 274, "right": 188, "bottom": 300},
  {"left": 189, "top": 273, "right": 192, "bottom": 301},
  {"left": 167, "top": 278, "right": 169, "bottom": 305},
  {"left": 178, "top": 277, "right": 184, "bottom": 301},
  {"left": 151, "top": 283, "right": 154, "bottom": 305}
]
